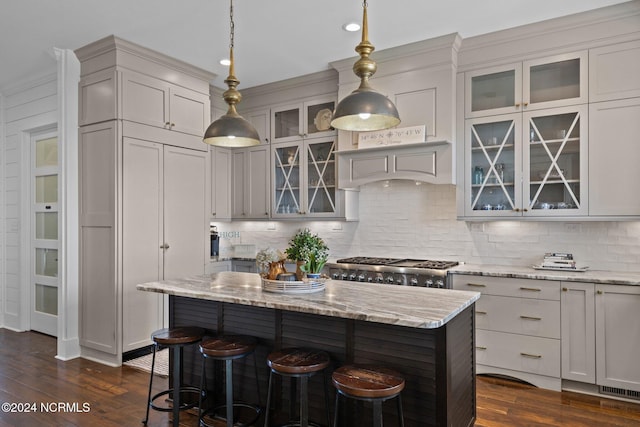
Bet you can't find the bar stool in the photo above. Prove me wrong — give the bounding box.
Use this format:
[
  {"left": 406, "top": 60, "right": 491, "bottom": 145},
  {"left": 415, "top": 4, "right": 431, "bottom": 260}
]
[
  {"left": 264, "top": 348, "right": 331, "bottom": 427},
  {"left": 331, "top": 365, "right": 405, "bottom": 427},
  {"left": 198, "top": 335, "right": 262, "bottom": 427},
  {"left": 143, "top": 326, "right": 206, "bottom": 427}
]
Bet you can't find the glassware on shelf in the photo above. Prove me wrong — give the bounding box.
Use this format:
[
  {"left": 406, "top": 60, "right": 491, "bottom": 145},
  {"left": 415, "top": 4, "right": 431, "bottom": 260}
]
[
  {"left": 473, "top": 166, "right": 484, "bottom": 185},
  {"left": 495, "top": 163, "right": 505, "bottom": 183}
]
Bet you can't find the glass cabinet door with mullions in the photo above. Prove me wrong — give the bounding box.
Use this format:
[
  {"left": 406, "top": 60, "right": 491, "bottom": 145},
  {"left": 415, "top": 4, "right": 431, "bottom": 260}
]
[
  {"left": 524, "top": 106, "right": 587, "bottom": 216},
  {"left": 273, "top": 144, "right": 302, "bottom": 215},
  {"left": 306, "top": 139, "right": 337, "bottom": 215},
  {"left": 466, "top": 115, "right": 522, "bottom": 216}
]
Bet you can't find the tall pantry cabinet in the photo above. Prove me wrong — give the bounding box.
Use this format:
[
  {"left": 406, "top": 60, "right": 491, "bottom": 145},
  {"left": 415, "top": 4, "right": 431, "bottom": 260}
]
[{"left": 75, "top": 36, "right": 213, "bottom": 365}]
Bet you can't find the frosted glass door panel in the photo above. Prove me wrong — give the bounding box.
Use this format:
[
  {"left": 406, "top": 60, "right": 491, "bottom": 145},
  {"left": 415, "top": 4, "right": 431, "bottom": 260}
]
[
  {"left": 35, "top": 137, "right": 58, "bottom": 167},
  {"left": 36, "top": 212, "right": 58, "bottom": 240},
  {"left": 36, "top": 248, "right": 58, "bottom": 277},
  {"left": 35, "top": 284, "right": 58, "bottom": 315},
  {"left": 36, "top": 175, "right": 58, "bottom": 203},
  {"left": 471, "top": 70, "right": 516, "bottom": 113},
  {"left": 529, "top": 59, "right": 580, "bottom": 104}
]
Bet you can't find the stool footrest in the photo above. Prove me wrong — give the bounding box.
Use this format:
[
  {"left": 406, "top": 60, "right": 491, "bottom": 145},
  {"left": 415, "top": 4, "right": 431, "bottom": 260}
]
[
  {"left": 150, "top": 386, "right": 202, "bottom": 412},
  {"left": 200, "top": 402, "right": 261, "bottom": 427}
]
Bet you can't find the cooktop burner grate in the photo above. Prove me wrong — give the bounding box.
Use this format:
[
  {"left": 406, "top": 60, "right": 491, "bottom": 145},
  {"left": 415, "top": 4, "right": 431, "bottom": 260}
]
[
  {"left": 335, "top": 257, "right": 401, "bottom": 265},
  {"left": 412, "top": 260, "right": 459, "bottom": 270}
]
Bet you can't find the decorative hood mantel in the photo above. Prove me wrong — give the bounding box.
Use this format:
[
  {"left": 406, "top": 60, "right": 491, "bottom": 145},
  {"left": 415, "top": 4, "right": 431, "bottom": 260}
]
[{"left": 331, "top": 33, "right": 461, "bottom": 189}]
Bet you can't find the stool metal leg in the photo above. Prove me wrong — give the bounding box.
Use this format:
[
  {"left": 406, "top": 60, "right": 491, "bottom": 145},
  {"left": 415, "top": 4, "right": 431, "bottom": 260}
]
[
  {"left": 142, "top": 344, "right": 157, "bottom": 425},
  {"left": 332, "top": 393, "right": 340, "bottom": 427},
  {"left": 264, "top": 370, "right": 273, "bottom": 427},
  {"left": 323, "top": 371, "right": 331, "bottom": 427},
  {"left": 172, "top": 345, "right": 181, "bottom": 427},
  {"left": 372, "top": 399, "right": 383, "bottom": 427},
  {"left": 300, "top": 375, "right": 309, "bottom": 427},
  {"left": 396, "top": 395, "right": 405, "bottom": 427},
  {"left": 198, "top": 355, "right": 207, "bottom": 424},
  {"left": 225, "top": 359, "right": 234, "bottom": 427}
]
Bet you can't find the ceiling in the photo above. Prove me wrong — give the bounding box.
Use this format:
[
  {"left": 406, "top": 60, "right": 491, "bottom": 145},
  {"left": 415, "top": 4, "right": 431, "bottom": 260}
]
[{"left": 0, "top": 0, "right": 632, "bottom": 92}]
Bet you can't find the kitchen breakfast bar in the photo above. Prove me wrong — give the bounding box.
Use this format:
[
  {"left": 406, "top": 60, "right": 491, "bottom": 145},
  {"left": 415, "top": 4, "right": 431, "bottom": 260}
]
[{"left": 137, "top": 272, "right": 480, "bottom": 427}]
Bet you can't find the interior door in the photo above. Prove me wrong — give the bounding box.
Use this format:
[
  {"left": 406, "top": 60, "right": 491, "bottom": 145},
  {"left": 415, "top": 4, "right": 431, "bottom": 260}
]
[
  {"left": 31, "top": 131, "right": 59, "bottom": 336},
  {"left": 163, "top": 145, "right": 207, "bottom": 280},
  {"left": 122, "top": 137, "right": 164, "bottom": 352}
]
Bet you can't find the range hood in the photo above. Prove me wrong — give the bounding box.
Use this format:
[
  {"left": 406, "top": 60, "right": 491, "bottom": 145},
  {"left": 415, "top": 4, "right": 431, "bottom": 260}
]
[{"left": 335, "top": 140, "right": 453, "bottom": 189}]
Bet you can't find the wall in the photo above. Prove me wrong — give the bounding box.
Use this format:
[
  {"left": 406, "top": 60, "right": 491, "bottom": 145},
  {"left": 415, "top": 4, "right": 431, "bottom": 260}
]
[
  {"left": 217, "top": 180, "right": 640, "bottom": 272},
  {"left": 1, "top": 74, "right": 58, "bottom": 330}
]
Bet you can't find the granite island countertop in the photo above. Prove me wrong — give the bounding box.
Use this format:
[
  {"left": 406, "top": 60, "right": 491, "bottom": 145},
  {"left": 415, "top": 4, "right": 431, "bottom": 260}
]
[
  {"left": 137, "top": 271, "right": 480, "bottom": 329},
  {"left": 450, "top": 264, "right": 640, "bottom": 286}
]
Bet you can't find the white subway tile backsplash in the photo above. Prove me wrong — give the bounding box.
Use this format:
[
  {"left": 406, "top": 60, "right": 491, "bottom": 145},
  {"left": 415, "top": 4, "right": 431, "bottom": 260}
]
[{"left": 226, "top": 180, "right": 640, "bottom": 272}]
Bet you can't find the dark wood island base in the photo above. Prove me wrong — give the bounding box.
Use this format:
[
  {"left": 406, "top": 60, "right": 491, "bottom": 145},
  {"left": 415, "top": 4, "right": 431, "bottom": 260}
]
[{"left": 171, "top": 296, "right": 476, "bottom": 427}]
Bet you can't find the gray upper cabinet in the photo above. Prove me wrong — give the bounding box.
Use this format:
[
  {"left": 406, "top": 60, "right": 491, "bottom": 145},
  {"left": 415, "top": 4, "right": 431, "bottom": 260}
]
[
  {"left": 270, "top": 96, "right": 336, "bottom": 144},
  {"left": 464, "top": 51, "right": 588, "bottom": 119},
  {"left": 121, "top": 70, "right": 210, "bottom": 137},
  {"left": 210, "top": 146, "right": 232, "bottom": 221},
  {"left": 244, "top": 108, "right": 271, "bottom": 145},
  {"left": 588, "top": 40, "right": 640, "bottom": 217},
  {"left": 231, "top": 145, "right": 270, "bottom": 220}
]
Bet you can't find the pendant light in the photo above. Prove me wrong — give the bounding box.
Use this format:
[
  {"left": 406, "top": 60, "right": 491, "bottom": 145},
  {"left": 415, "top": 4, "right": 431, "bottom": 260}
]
[
  {"left": 331, "top": 0, "right": 400, "bottom": 132},
  {"left": 203, "top": 0, "right": 260, "bottom": 147}
]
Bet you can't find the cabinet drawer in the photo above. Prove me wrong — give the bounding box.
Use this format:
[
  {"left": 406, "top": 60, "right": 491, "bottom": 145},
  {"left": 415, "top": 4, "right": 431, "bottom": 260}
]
[
  {"left": 476, "top": 330, "right": 560, "bottom": 377},
  {"left": 452, "top": 274, "right": 559, "bottom": 300},
  {"left": 476, "top": 295, "right": 560, "bottom": 338}
]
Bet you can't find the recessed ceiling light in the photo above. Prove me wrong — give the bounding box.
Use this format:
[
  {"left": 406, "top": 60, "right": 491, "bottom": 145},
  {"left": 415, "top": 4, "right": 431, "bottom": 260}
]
[
  {"left": 343, "top": 22, "right": 360, "bottom": 32},
  {"left": 219, "top": 58, "right": 231, "bottom": 66}
]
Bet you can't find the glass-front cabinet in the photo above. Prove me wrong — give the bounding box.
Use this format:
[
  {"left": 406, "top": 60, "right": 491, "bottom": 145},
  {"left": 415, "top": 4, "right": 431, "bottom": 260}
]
[
  {"left": 465, "top": 51, "right": 587, "bottom": 118},
  {"left": 272, "top": 136, "right": 338, "bottom": 218},
  {"left": 271, "top": 96, "right": 336, "bottom": 143},
  {"left": 465, "top": 105, "right": 587, "bottom": 217}
]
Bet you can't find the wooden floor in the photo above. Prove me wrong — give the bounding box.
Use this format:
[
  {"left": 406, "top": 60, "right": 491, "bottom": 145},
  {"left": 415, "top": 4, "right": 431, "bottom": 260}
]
[{"left": 0, "top": 330, "right": 639, "bottom": 426}]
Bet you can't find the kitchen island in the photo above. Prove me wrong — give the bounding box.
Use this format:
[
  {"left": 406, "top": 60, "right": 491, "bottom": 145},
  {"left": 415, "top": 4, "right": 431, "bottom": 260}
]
[{"left": 137, "top": 272, "right": 480, "bottom": 427}]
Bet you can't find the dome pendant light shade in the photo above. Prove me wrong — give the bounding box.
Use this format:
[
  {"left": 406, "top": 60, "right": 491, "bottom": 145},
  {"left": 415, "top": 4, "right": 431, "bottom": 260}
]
[
  {"left": 203, "top": 0, "right": 260, "bottom": 147},
  {"left": 331, "top": 1, "right": 400, "bottom": 132}
]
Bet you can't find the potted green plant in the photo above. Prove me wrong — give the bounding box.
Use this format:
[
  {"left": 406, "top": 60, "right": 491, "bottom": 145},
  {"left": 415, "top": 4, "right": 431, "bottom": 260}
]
[{"left": 285, "top": 228, "right": 329, "bottom": 279}]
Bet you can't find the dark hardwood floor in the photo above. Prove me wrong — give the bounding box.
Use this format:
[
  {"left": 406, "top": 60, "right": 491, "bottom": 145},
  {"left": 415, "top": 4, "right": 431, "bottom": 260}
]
[{"left": 0, "top": 329, "right": 639, "bottom": 426}]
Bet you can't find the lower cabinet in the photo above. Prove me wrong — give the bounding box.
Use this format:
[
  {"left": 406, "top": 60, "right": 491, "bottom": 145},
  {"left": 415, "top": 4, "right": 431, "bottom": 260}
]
[
  {"left": 454, "top": 273, "right": 640, "bottom": 397},
  {"left": 560, "top": 282, "right": 596, "bottom": 383},
  {"left": 452, "top": 274, "right": 561, "bottom": 390},
  {"left": 594, "top": 284, "right": 640, "bottom": 393}
]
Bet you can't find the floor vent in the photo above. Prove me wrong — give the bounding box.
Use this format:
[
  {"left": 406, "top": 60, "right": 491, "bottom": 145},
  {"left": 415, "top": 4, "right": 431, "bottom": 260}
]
[{"left": 600, "top": 386, "right": 640, "bottom": 401}]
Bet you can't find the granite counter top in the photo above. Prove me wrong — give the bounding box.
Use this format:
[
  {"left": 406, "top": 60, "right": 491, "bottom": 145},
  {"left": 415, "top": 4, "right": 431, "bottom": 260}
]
[
  {"left": 450, "top": 264, "right": 640, "bottom": 286},
  {"left": 137, "top": 272, "right": 480, "bottom": 329}
]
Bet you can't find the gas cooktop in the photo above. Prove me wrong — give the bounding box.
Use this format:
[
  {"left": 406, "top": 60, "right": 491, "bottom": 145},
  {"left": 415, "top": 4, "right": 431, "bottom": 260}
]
[{"left": 335, "top": 257, "right": 459, "bottom": 270}]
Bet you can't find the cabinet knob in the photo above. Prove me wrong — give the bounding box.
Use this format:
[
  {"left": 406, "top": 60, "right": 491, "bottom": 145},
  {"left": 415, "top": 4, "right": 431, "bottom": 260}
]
[
  {"left": 562, "top": 287, "right": 568, "bottom": 292},
  {"left": 523, "top": 208, "right": 528, "bottom": 212},
  {"left": 597, "top": 290, "right": 603, "bottom": 295},
  {"left": 264, "top": 138, "right": 269, "bottom": 143},
  {"left": 523, "top": 102, "right": 529, "bottom": 107},
  {"left": 514, "top": 208, "right": 521, "bottom": 212},
  {"left": 170, "top": 123, "right": 175, "bottom": 127},
  {"left": 165, "top": 121, "right": 171, "bottom": 126},
  {"left": 515, "top": 103, "right": 521, "bottom": 108},
  {"left": 212, "top": 212, "right": 216, "bottom": 216},
  {"left": 265, "top": 212, "right": 269, "bottom": 216},
  {"left": 160, "top": 243, "right": 170, "bottom": 249}
]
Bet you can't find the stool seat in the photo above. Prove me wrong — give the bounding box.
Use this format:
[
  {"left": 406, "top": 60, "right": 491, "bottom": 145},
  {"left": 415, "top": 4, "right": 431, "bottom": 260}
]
[
  {"left": 152, "top": 326, "right": 206, "bottom": 346},
  {"left": 332, "top": 365, "right": 405, "bottom": 399},
  {"left": 200, "top": 335, "right": 257, "bottom": 359},
  {"left": 267, "top": 348, "right": 330, "bottom": 375}
]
